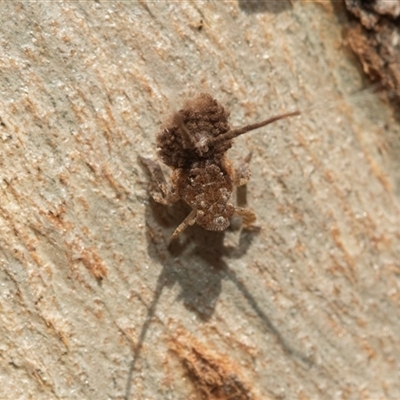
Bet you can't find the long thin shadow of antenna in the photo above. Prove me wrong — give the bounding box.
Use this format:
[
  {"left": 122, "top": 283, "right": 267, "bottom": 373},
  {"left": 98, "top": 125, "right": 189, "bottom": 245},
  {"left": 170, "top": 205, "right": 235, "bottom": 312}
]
[
  {"left": 124, "top": 270, "right": 168, "bottom": 400},
  {"left": 197, "top": 245, "right": 313, "bottom": 366},
  {"left": 224, "top": 267, "right": 313, "bottom": 366}
]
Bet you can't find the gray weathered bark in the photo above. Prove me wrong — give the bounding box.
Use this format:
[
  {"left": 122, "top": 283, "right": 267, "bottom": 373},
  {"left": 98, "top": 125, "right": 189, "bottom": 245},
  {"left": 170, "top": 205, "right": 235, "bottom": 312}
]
[{"left": 1, "top": 2, "right": 399, "bottom": 399}]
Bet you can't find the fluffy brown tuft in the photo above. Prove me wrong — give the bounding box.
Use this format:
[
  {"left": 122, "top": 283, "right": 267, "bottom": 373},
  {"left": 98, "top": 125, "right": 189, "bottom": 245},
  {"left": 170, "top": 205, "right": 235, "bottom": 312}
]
[{"left": 156, "top": 93, "right": 232, "bottom": 169}]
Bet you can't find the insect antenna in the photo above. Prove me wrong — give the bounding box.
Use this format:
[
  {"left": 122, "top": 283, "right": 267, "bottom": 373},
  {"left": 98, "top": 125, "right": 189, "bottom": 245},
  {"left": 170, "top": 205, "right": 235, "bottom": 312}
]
[
  {"left": 174, "top": 111, "right": 210, "bottom": 155},
  {"left": 210, "top": 110, "right": 301, "bottom": 147},
  {"left": 173, "top": 111, "right": 198, "bottom": 149},
  {"left": 209, "top": 82, "right": 384, "bottom": 147}
]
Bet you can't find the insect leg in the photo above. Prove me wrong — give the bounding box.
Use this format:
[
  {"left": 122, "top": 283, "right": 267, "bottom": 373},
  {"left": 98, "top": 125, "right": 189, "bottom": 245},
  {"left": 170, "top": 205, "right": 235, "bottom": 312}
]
[
  {"left": 234, "top": 206, "right": 257, "bottom": 228},
  {"left": 139, "top": 156, "right": 180, "bottom": 204},
  {"left": 234, "top": 153, "right": 252, "bottom": 186},
  {"left": 170, "top": 209, "right": 198, "bottom": 241}
]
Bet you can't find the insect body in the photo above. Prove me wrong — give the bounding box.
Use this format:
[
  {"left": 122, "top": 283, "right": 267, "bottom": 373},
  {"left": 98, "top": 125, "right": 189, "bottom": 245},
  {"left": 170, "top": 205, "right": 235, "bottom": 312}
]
[{"left": 140, "top": 93, "right": 299, "bottom": 241}]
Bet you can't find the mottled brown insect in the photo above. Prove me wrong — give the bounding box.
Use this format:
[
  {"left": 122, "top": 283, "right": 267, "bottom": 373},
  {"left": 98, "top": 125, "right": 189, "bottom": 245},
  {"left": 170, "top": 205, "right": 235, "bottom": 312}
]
[{"left": 140, "top": 93, "right": 299, "bottom": 241}]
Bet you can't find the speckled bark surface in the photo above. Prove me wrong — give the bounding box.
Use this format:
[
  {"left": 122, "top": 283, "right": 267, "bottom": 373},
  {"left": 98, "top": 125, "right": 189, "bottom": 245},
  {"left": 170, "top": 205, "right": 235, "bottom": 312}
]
[{"left": 0, "top": 2, "right": 400, "bottom": 399}]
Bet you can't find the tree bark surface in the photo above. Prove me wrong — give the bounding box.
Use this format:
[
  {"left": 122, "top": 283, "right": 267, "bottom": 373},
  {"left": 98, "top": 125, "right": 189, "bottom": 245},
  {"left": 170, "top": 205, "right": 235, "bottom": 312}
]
[{"left": 1, "top": 2, "right": 400, "bottom": 399}]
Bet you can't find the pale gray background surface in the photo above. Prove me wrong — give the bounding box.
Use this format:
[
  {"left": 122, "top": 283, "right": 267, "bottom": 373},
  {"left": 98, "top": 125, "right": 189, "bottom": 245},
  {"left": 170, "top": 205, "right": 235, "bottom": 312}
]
[{"left": 0, "top": 1, "right": 399, "bottom": 399}]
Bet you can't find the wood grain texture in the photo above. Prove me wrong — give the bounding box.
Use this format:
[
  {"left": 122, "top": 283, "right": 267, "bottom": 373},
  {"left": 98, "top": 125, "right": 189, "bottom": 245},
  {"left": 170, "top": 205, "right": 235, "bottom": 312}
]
[{"left": 0, "top": 1, "right": 399, "bottom": 399}]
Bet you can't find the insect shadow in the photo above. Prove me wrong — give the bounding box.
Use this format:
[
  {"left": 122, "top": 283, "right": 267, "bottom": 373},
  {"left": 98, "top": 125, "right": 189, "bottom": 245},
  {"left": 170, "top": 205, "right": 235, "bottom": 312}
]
[
  {"left": 143, "top": 184, "right": 259, "bottom": 321},
  {"left": 124, "top": 193, "right": 312, "bottom": 399}
]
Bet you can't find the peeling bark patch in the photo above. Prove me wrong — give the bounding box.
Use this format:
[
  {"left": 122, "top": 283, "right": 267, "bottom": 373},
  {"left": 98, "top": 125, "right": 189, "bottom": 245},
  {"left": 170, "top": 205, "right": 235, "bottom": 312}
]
[
  {"left": 345, "top": 0, "right": 400, "bottom": 108},
  {"left": 169, "top": 330, "right": 254, "bottom": 400}
]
